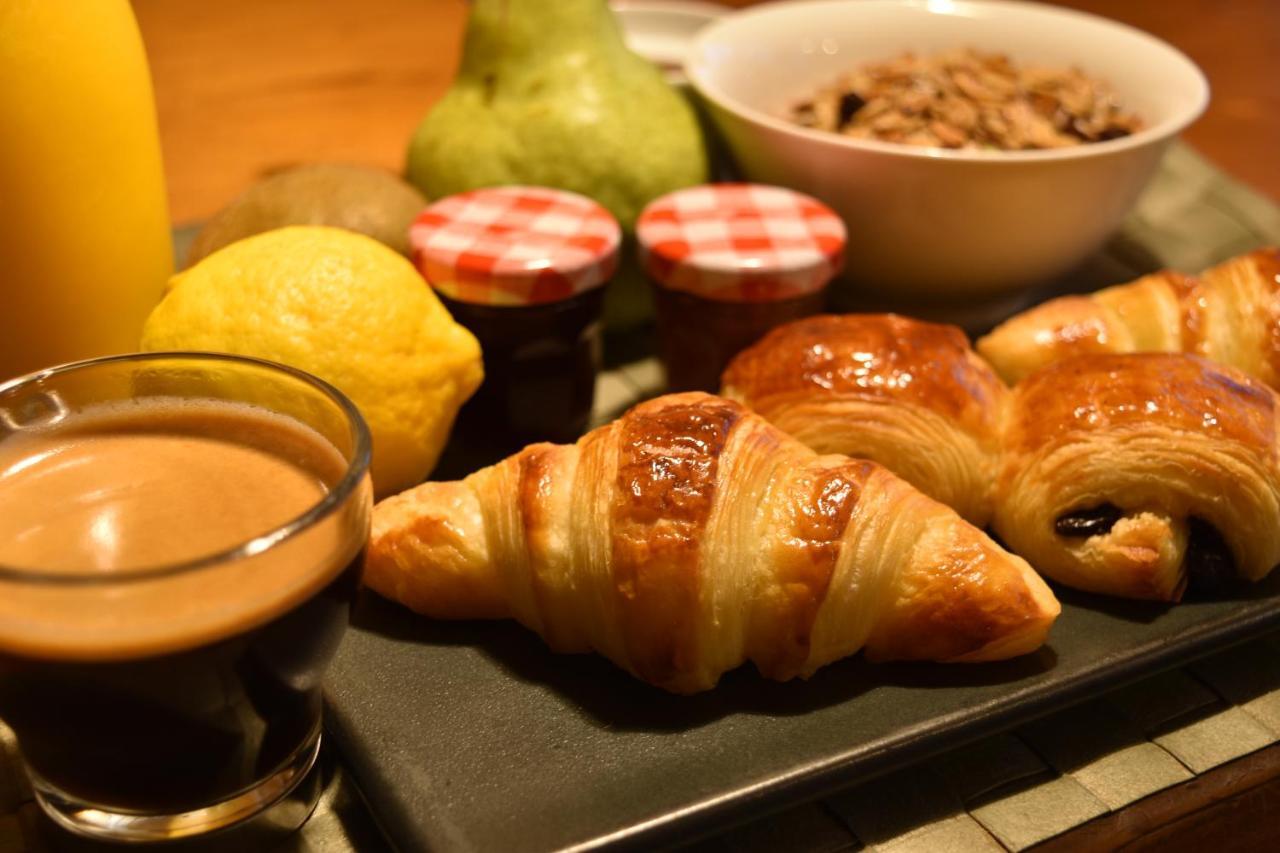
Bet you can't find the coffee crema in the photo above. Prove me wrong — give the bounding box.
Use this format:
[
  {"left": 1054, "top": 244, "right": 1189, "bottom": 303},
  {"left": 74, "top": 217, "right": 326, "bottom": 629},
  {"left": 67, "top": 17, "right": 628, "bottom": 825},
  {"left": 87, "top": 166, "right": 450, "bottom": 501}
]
[{"left": 0, "top": 398, "right": 366, "bottom": 661}]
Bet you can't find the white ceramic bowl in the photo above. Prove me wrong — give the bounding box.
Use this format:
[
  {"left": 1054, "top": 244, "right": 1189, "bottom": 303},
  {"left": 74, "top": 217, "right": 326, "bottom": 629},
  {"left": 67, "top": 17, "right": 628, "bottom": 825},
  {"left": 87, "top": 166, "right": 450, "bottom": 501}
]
[{"left": 685, "top": 0, "right": 1209, "bottom": 305}]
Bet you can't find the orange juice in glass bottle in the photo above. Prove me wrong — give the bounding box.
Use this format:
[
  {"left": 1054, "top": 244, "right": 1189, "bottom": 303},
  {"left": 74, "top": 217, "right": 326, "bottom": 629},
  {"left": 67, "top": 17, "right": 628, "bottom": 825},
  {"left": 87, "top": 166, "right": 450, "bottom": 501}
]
[{"left": 0, "top": 0, "right": 173, "bottom": 381}]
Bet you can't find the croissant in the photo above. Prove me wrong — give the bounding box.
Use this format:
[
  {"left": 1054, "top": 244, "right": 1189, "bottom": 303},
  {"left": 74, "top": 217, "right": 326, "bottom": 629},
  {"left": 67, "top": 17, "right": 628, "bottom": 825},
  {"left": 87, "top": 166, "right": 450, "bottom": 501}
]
[
  {"left": 976, "top": 249, "right": 1280, "bottom": 387},
  {"left": 366, "top": 393, "right": 1059, "bottom": 693},
  {"left": 993, "top": 353, "right": 1280, "bottom": 601},
  {"left": 721, "top": 314, "right": 1006, "bottom": 526}
]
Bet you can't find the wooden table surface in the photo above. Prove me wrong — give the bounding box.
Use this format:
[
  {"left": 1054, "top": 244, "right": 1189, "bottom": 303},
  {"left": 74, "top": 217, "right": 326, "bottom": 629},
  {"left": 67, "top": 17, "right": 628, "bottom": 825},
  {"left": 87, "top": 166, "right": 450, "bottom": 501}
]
[{"left": 131, "top": 0, "right": 1280, "bottom": 225}]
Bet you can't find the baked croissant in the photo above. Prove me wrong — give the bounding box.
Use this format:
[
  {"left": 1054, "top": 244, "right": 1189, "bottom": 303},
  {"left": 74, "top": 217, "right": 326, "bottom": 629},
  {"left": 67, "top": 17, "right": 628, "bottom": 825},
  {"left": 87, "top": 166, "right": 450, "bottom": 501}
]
[
  {"left": 977, "top": 249, "right": 1280, "bottom": 387},
  {"left": 721, "top": 314, "right": 1006, "bottom": 526},
  {"left": 993, "top": 353, "right": 1280, "bottom": 601},
  {"left": 367, "top": 393, "right": 1059, "bottom": 693}
]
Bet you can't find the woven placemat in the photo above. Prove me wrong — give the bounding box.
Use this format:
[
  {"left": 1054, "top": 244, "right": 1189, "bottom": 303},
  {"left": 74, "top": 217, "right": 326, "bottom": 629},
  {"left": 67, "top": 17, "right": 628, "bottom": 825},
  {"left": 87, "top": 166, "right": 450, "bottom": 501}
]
[{"left": 3, "top": 140, "right": 1279, "bottom": 852}]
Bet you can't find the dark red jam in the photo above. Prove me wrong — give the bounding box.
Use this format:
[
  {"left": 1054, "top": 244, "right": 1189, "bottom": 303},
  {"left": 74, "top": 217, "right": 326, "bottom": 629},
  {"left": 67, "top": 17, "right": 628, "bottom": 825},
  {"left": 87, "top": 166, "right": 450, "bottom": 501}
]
[
  {"left": 442, "top": 289, "right": 604, "bottom": 462},
  {"left": 653, "top": 287, "right": 829, "bottom": 393}
]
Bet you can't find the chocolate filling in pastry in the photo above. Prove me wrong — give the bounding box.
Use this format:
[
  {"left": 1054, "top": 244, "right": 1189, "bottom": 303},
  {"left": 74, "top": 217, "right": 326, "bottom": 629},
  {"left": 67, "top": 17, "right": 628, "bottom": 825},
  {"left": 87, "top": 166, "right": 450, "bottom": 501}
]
[
  {"left": 1054, "top": 506, "right": 1236, "bottom": 594},
  {"left": 1054, "top": 504, "right": 1122, "bottom": 538},
  {"left": 1183, "top": 517, "right": 1236, "bottom": 593}
]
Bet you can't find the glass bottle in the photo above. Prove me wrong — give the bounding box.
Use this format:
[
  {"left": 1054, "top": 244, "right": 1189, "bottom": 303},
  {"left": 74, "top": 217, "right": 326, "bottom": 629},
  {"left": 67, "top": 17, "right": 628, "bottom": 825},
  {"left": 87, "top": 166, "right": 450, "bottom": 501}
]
[{"left": 0, "top": 0, "right": 173, "bottom": 381}]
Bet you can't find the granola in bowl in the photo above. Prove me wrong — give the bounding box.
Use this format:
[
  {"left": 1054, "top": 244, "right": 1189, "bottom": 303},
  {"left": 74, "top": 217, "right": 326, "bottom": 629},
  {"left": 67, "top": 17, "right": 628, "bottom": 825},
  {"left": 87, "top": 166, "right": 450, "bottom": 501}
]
[{"left": 791, "top": 49, "right": 1143, "bottom": 150}]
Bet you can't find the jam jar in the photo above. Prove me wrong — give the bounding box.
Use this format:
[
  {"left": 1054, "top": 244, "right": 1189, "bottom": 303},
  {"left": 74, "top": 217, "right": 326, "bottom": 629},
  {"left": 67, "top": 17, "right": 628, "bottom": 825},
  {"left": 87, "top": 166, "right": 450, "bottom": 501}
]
[
  {"left": 411, "top": 186, "right": 620, "bottom": 460},
  {"left": 637, "top": 184, "right": 846, "bottom": 393}
]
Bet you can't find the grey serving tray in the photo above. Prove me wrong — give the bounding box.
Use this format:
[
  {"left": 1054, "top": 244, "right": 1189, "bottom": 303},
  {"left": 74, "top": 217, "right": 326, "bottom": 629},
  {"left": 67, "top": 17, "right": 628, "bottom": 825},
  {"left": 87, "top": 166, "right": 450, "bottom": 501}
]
[
  {"left": 325, "top": 577, "right": 1280, "bottom": 852},
  {"left": 321, "top": 144, "right": 1280, "bottom": 853}
]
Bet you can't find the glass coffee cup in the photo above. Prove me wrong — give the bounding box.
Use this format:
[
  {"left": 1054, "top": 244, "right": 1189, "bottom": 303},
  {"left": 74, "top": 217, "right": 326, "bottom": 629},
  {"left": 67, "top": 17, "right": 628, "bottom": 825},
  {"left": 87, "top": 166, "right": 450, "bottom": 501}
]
[{"left": 0, "top": 352, "right": 372, "bottom": 843}]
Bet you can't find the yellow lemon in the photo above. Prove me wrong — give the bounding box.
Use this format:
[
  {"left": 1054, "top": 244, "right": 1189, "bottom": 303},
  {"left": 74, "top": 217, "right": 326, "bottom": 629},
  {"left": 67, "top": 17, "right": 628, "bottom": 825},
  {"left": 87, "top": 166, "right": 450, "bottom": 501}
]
[{"left": 141, "top": 226, "right": 483, "bottom": 497}]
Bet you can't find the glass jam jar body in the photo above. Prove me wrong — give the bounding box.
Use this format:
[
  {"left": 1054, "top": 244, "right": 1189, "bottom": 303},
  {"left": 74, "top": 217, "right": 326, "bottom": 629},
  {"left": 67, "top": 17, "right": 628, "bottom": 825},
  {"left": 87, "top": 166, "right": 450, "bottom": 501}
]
[
  {"left": 444, "top": 289, "right": 604, "bottom": 458},
  {"left": 410, "top": 186, "right": 621, "bottom": 468},
  {"left": 636, "top": 183, "right": 847, "bottom": 395},
  {"left": 652, "top": 286, "right": 829, "bottom": 393}
]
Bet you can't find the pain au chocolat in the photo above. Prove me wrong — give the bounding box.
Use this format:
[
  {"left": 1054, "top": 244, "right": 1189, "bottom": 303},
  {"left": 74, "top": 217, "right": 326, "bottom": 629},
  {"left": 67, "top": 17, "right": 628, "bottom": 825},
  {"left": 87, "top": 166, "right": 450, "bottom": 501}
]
[
  {"left": 722, "top": 312, "right": 1280, "bottom": 603},
  {"left": 994, "top": 353, "right": 1280, "bottom": 601},
  {"left": 721, "top": 314, "right": 1006, "bottom": 526}
]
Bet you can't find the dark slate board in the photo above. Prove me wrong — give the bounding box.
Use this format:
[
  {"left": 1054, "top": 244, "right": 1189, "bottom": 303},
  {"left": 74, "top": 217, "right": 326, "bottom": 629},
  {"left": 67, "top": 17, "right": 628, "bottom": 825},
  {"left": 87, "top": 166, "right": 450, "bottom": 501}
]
[{"left": 325, "top": 577, "right": 1280, "bottom": 852}]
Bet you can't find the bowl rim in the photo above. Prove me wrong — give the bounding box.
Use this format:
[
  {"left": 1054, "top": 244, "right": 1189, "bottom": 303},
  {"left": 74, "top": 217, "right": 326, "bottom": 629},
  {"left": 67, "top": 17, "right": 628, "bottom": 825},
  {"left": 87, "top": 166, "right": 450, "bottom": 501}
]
[
  {"left": 684, "top": 0, "right": 1211, "bottom": 164},
  {"left": 610, "top": 0, "right": 729, "bottom": 20}
]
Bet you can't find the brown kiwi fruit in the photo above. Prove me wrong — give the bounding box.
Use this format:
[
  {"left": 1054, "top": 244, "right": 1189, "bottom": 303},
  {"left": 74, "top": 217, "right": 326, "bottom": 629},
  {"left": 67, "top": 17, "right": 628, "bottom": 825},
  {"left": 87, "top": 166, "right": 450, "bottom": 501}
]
[{"left": 187, "top": 163, "right": 427, "bottom": 266}]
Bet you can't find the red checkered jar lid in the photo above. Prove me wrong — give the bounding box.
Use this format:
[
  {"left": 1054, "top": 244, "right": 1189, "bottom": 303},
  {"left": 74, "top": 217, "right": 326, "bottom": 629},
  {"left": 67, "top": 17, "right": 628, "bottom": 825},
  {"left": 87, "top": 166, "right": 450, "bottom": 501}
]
[
  {"left": 410, "top": 186, "right": 621, "bottom": 306},
  {"left": 637, "top": 184, "right": 846, "bottom": 302}
]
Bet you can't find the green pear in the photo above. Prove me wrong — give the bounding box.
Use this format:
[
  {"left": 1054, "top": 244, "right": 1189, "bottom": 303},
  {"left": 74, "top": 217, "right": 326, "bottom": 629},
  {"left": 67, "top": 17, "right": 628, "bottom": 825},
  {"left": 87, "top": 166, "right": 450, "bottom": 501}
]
[{"left": 405, "top": 0, "right": 707, "bottom": 231}]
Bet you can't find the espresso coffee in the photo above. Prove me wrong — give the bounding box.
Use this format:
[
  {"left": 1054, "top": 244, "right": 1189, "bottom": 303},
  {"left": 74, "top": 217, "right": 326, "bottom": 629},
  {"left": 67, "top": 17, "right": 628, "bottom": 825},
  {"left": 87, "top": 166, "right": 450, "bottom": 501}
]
[{"left": 0, "top": 398, "right": 364, "bottom": 812}]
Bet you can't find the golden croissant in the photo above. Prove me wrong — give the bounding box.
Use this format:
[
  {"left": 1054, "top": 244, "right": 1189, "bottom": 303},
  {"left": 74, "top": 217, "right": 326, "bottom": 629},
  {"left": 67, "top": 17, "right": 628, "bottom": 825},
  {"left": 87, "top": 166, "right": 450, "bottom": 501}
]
[
  {"left": 976, "top": 249, "right": 1280, "bottom": 387},
  {"left": 994, "top": 353, "right": 1280, "bottom": 601},
  {"left": 722, "top": 314, "right": 1007, "bottom": 526},
  {"left": 366, "top": 393, "right": 1059, "bottom": 693}
]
